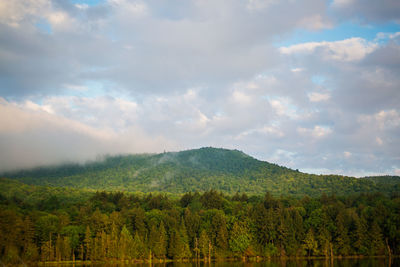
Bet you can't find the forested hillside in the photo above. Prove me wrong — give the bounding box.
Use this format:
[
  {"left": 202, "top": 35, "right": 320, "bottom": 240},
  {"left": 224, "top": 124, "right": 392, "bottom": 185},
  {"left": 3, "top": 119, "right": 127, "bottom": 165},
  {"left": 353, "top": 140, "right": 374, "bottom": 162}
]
[
  {"left": 2, "top": 147, "right": 399, "bottom": 197},
  {"left": 1, "top": 148, "right": 400, "bottom": 264}
]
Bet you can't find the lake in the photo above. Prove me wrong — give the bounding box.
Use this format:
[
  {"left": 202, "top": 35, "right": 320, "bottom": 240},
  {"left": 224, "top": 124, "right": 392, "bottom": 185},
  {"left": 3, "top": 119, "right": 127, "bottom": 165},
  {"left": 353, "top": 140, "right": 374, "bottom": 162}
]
[{"left": 38, "top": 258, "right": 399, "bottom": 267}]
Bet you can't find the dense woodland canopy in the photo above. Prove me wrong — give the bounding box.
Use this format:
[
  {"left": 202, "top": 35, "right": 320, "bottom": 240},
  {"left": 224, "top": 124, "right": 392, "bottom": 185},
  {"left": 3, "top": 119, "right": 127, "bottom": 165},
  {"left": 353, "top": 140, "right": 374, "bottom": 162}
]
[
  {"left": 1, "top": 187, "right": 399, "bottom": 264},
  {"left": 2, "top": 147, "right": 400, "bottom": 197},
  {"left": 1, "top": 147, "right": 400, "bottom": 264}
]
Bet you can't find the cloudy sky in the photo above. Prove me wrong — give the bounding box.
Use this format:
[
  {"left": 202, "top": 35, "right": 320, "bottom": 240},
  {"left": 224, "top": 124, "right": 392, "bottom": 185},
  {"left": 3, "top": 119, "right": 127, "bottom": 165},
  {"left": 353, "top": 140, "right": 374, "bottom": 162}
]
[{"left": 0, "top": 0, "right": 399, "bottom": 176}]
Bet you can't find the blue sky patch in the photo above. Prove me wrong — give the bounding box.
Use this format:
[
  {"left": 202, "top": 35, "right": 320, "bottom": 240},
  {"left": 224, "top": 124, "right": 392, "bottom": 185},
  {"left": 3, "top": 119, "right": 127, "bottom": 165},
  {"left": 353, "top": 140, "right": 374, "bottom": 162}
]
[
  {"left": 35, "top": 19, "right": 52, "bottom": 34},
  {"left": 70, "top": 0, "right": 106, "bottom": 6},
  {"left": 276, "top": 21, "right": 400, "bottom": 47}
]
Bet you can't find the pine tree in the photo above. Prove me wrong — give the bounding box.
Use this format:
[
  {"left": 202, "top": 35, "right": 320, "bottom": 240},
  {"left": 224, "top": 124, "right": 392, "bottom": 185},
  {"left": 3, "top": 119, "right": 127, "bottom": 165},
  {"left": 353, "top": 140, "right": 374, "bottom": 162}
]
[
  {"left": 21, "top": 216, "right": 38, "bottom": 262},
  {"left": 62, "top": 236, "right": 71, "bottom": 261},
  {"left": 55, "top": 235, "right": 62, "bottom": 261},
  {"left": 84, "top": 226, "right": 91, "bottom": 261},
  {"left": 41, "top": 237, "right": 54, "bottom": 262},
  {"left": 92, "top": 232, "right": 101, "bottom": 260},
  {"left": 108, "top": 222, "right": 119, "bottom": 259},
  {"left": 153, "top": 221, "right": 167, "bottom": 259},
  {"left": 335, "top": 212, "right": 351, "bottom": 256},
  {"left": 369, "top": 221, "right": 384, "bottom": 255},
  {"left": 132, "top": 231, "right": 146, "bottom": 259},
  {"left": 199, "top": 230, "right": 210, "bottom": 261},
  {"left": 119, "top": 225, "right": 133, "bottom": 260},
  {"left": 100, "top": 230, "right": 107, "bottom": 260},
  {"left": 303, "top": 228, "right": 318, "bottom": 257},
  {"left": 211, "top": 212, "right": 228, "bottom": 256},
  {"left": 180, "top": 218, "right": 192, "bottom": 259},
  {"left": 168, "top": 228, "right": 184, "bottom": 260},
  {"left": 354, "top": 214, "right": 368, "bottom": 255},
  {"left": 184, "top": 209, "right": 200, "bottom": 248},
  {"left": 318, "top": 227, "right": 332, "bottom": 258},
  {"left": 229, "top": 221, "right": 251, "bottom": 259}
]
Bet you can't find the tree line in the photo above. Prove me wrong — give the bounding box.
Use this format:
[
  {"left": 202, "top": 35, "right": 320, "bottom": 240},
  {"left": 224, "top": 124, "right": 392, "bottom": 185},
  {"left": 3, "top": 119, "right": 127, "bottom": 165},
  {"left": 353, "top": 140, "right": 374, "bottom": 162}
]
[{"left": 0, "top": 190, "right": 399, "bottom": 264}]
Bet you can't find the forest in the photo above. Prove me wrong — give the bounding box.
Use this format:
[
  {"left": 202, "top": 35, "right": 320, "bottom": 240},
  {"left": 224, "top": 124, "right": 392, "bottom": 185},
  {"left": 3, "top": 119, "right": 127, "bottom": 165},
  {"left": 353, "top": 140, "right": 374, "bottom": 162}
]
[
  {"left": 1, "top": 187, "right": 399, "bottom": 265},
  {"left": 2, "top": 147, "right": 400, "bottom": 197}
]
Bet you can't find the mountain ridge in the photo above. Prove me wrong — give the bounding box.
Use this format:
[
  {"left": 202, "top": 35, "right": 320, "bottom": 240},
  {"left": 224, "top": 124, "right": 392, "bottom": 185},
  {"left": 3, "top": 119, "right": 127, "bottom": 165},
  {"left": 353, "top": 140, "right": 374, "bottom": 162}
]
[{"left": 2, "top": 147, "right": 399, "bottom": 197}]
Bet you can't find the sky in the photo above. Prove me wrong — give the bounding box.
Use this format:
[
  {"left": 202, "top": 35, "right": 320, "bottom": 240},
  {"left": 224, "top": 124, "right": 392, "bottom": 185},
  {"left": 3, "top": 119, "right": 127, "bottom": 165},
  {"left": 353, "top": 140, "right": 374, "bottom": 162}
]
[{"left": 0, "top": 0, "right": 399, "bottom": 177}]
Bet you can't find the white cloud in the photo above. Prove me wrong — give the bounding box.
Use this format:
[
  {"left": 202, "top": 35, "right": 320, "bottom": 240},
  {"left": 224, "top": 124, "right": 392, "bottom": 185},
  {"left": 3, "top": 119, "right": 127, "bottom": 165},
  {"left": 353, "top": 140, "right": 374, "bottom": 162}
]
[
  {"left": 0, "top": 98, "right": 175, "bottom": 171},
  {"left": 297, "top": 125, "right": 332, "bottom": 138},
  {"left": 269, "top": 97, "right": 299, "bottom": 118},
  {"left": 359, "top": 109, "right": 400, "bottom": 130},
  {"left": 110, "top": 0, "right": 148, "bottom": 17},
  {"left": 308, "top": 92, "right": 330, "bottom": 102},
  {"left": 232, "top": 90, "right": 252, "bottom": 106},
  {"left": 376, "top": 137, "right": 383, "bottom": 145},
  {"left": 291, "top": 68, "right": 304, "bottom": 73},
  {"left": 344, "top": 151, "right": 352, "bottom": 158},
  {"left": 75, "top": 4, "right": 89, "bottom": 10},
  {"left": 0, "top": 1, "right": 399, "bottom": 177},
  {"left": 280, "top": 37, "right": 378, "bottom": 61},
  {"left": 246, "top": 0, "right": 278, "bottom": 11},
  {"left": 298, "top": 14, "right": 333, "bottom": 30},
  {"left": 331, "top": 0, "right": 355, "bottom": 8},
  {"left": 0, "top": 0, "right": 51, "bottom": 27}
]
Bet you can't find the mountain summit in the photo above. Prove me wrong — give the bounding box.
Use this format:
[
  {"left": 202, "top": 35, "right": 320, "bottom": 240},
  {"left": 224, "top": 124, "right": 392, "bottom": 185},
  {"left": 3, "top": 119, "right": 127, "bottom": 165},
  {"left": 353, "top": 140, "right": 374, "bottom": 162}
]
[{"left": 2, "top": 147, "right": 399, "bottom": 196}]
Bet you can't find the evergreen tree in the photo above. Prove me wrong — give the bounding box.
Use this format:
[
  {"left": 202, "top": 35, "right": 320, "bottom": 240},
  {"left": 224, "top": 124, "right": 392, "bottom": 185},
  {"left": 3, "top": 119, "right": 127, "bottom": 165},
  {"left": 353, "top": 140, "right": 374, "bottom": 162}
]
[
  {"left": 318, "top": 227, "right": 332, "bottom": 258},
  {"left": 21, "top": 216, "right": 38, "bottom": 261},
  {"left": 199, "top": 229, "right": 210, "bottom": 261},
  {"left": 353, "top": 214, "right": 368, "bottom": 255},
  {"left": 119, "top": 225, "right": 133, "bottom": 260},
  {"left": 41, "top": 240, "right": 54, "bottom": 262},
  {"left": 211, "top": 211, "right": 228, "bottom": 256},
  {"left": 369, "top": 220, "right": 384, "bottom": 255},
  {"left": 184, "top": 208, "right": 200, "bottom": 248},
  {"left": 229, "top": 221, "right": 251, "bottom": 259},
  {"left": 179, "top": 218, "right": 192, "bottom": 259},
  {"left": 168, "top": 226, "right": 191, "bottom": 260},
  {"left": 62, "top": 236, "right": 71, "bottom": 261},
  {"left": 55, "top": 234, "right": 62, "bottom": 261},
  {"left": 108, "top": 222, "right": 119, "bottom": 259},
  {"left": 303, "top": 228, "right": 318, "bottom": 257},
  {"left": 128, "top": 207, "right": 147, "bottom": 238},
  {"left": 83, "top": 226, "right": 91, "bottom": 261},
  {"left": 335, "top": 211, "right": 351, "bottom": 256},
  {"left": 153, "top": 221, "right": 167, "bottom": 259},
  {"left": 132, "top": 231, "right": 146, "bottom": 259}
]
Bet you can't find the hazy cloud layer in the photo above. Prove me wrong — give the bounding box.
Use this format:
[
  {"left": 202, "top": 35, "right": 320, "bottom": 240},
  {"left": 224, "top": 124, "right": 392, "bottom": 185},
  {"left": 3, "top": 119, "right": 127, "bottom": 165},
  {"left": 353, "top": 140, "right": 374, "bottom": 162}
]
[
  {"left": 332, "top": 0, "right": 400, "bottom": 23},
  {"left": 0, "top": 0, "right": 399, "bottom": 176}
]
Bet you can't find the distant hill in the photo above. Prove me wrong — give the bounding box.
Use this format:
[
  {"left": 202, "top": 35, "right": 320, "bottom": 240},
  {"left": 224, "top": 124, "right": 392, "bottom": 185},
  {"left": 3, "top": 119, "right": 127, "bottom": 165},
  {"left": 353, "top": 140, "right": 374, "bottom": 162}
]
[{"left": 2, "top": 147, "right": 399, "bottom": 197}]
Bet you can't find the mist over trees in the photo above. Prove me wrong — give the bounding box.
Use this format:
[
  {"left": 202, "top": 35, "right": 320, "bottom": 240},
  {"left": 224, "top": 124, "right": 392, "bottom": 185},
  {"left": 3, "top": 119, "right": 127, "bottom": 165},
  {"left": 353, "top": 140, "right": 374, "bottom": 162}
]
[
  {"left": 1, "top": 148, "right": 399, "bottom": 264},
  {"left": 2, "top": 148, "right": 400, "bottom": 197}
]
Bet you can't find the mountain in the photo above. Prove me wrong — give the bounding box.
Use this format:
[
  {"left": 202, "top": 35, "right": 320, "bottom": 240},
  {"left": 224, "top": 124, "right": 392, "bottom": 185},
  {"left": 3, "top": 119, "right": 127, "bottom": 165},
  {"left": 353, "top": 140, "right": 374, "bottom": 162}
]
[{"left": 2, "top": 147, "right": 399, "bottom": 197}]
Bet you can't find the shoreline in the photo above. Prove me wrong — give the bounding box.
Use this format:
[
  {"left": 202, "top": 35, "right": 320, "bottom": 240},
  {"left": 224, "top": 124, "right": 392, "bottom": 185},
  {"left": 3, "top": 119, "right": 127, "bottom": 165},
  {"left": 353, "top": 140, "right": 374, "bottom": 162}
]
[{"left": 34, "top": 255, "right": 398, "bottom": 265}]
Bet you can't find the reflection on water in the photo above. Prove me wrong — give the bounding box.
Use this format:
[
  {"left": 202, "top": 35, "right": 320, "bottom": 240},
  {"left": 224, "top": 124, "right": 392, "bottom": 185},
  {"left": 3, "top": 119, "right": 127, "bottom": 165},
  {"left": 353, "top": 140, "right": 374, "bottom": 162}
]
[{"left": 58, "top": 258, "right": 399, "bottom": 267}]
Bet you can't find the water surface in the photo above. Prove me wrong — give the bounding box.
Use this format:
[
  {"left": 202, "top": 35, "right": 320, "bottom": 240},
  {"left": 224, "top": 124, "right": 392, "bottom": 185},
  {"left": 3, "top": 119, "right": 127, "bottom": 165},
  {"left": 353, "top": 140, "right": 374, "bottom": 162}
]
[{"left": 51, "top": 258, "right": 399, "bottom": 267}]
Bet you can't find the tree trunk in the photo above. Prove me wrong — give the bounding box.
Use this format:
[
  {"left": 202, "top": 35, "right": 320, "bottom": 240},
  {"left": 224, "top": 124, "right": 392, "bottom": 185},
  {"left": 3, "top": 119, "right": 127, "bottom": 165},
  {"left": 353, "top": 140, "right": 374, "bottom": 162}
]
[{"left": 386, "top": 238, "right": 391, "bottom": 259}]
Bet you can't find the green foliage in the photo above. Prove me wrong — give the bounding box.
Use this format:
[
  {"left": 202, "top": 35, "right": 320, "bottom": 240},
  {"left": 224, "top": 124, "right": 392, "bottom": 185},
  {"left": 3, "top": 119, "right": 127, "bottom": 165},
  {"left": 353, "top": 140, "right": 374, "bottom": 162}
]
[
  {"left": 119, "top": 225, "right": 133, "bottom": 260},
  {"left": 303, "top": 228, "right": 318, "bottom": 256},
  {"left": 1, "top": 176, "right": 400, "bottom": 263},
  {"left": 131, "top": 231, "right": 146, "bottom": 259},
  {"left": 264, "top": 243, "right": 278, "bottom": 257},
  {"left": 229, "top": 221, "right": 251, "bottom": 256},
  {"left": 2, "top": 147, "right": 399, "bottom": 197},
  {"left": 198, "top": 229, "right": 210, "bottom": 259}
]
